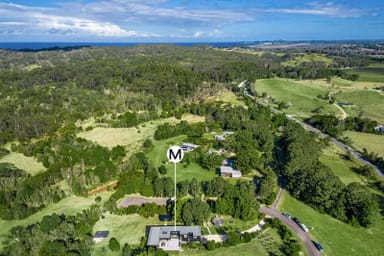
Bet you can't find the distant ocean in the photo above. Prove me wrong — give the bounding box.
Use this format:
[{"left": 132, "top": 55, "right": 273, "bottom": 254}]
[{"left": 0, "top": 42, "right": 256, "bottom": 50}]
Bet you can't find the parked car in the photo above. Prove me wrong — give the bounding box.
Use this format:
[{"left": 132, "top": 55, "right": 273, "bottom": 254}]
[
  {"left": 314, "top": 242, "right": 324, "bottom": 252},
  {"left": 299, "top": 223, "right": 309, "bottom": 232},
  {"left": 292, "top": 217, "right": 300, "bottom": 224},
  {"left": 282, "top": 212, "right": 291, "bottom": 219}
]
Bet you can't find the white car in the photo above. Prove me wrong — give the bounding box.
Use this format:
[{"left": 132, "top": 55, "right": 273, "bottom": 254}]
[{"left": 299, "top": 223, "right": 309, "bottom": 232}]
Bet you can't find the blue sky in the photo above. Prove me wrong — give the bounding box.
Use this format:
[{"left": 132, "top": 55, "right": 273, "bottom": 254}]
[{"left": 0, "top": 0, "right": 383, "bottom": 41}]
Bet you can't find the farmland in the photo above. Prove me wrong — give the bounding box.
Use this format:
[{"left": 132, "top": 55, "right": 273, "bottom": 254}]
[
  {"left": 343, "top": 131, "right": 384, "bottom": 157},
  {"left": 253, "top": 78, "right": 340, "bottom": 118},
  {"left": 345, "top": 64, "right": 384, "bottom": 83}
]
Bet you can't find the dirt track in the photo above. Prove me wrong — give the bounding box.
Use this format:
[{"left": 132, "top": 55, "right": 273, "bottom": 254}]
[{"left": 119, "top": 196, "right": 168, "bottom": 208}]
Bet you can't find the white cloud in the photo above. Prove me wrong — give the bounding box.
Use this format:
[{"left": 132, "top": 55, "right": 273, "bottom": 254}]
[
  {"left": 256, "top": 2, "right": 366, "bottom": 18},
  {"left": 0, "top": 2, "right": 158, "bottom": 38},
  {"left": 193, "top": 29, "right": 223, "bottom": 38}
]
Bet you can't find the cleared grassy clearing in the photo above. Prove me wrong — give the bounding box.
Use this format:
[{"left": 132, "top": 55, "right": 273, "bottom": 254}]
[
  {"left": 0, "top": 192, "right": 112, "bottom": 249},
  {"left": 282, "top": 54, "right": 333, "bottom": 67},
  {"left": 345, "top": 66, "right": 384, "bottom": 83},
  {"left": 279, "top": 193, "right": 384, "bottom": 256},
  {"left": 77, "top": 115, "right": 204, "bottom": 150},
  {"left": 0, "top": 152, "right": 45, "bottom": 175},
  {"left": 92, "top": 213, "right": 161, "bottom": 255},
  {"left": 320, "top": 145, "right": 366, "bottom": 185},
  {"left": 334, "top": 90, "right": 384, "bottom": 122},
  {"left": 254, "top": 78, "right": 340, "bottom": 118},
  {"left": 214, "top": 90, "right": 246, "bottom": 107},
  {"left": 187, "top": 238, "right": 269, "bottom": 256},
  {"left": 344, "top": 131, "right": 384, "bottom": 157}
]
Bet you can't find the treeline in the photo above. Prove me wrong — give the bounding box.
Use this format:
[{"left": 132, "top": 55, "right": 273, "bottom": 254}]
[
  {"left": 281, "top": 122, "right": 379, "bottom": 227},
  {"left": 154, "top": 121, "right": 205, "bottom": 140},
  {"left": 305, "top": 115, "right": 380, "bottom": 137}
]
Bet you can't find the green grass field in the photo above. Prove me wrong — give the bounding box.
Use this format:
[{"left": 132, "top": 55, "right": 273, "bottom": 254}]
[
  {"left": 254, "top": 78, "right": 340, "bottom": 118},
  {"left": 320, "top": 145, "right": 367, "bottom": 185},
  {"left": 334, "top": 90, "right": 384, "bottom": 122},
  {"left": 279, "top": 193, "right": 384, "bottom": 256},
  {"left": 92, "top": 213, "right": 162, "bottom": 255},
  {"left": 0, "top": 152, "right": 45, "bottom": 175},
  {"left": 78, "top": 115, "right": 204, "bottom": 151},
  {"left": 282, "top": 54, "right": 333, "bottom": 67},
  {"left": 345, "top": 65, "right": 384, "bottom": 83},
  {"left": 187, "top": 238, "right": 269, "bottom": 256},
  {"left": 213, "top": 90, "right": 246, "bottom": 107},
  {"left": 147, "top": 136, "right": 217, "bottom": 182},
  {"left": 0, "top": 192, "right": 112, "bottom": 250},
  {"left": 344, "top": 131, "right": 384, "bottom": 157}
]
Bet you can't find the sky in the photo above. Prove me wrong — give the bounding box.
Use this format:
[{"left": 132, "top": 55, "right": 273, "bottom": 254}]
[{"left": 0, "top": 0, "right": 383, "bottom": 42}]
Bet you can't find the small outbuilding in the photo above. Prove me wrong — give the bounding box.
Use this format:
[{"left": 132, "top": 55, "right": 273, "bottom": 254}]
[
  {"left": 93, "top": 231, "right": 109, "bottom": 243},
  {"left": 211, "top": 217, "right": 224, "bottom": 227}
]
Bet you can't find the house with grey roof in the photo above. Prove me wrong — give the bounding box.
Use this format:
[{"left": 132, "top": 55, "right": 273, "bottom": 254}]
[
  {"left": 181, "top": 143, "right": 199, "bottom": 152},
  {"left": 220, "top": 159, "right": 242, "bottom": 178},
  {"left": 147, "top": 226, "right": 201, "bottom": 251}
]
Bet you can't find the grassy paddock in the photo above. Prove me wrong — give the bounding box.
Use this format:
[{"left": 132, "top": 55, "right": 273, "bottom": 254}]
[
  {"left": 345, "top": 66, "right": 384, "bottom": 83},
  {"left": 186, "top": 238, "right": 268, "bottom": 256},
  {"left": 282, "top": 54, "right": 333, "bottom": 67},
  {"left": 0, "top": 192, "right": 112, "bottom": 249},
  {"left": 278, "top": 193, "right": 384, "bottom": 256},
  {"left": 344, "top": 131, "right": 384, "bottom": 157},
  {"left": 213, "top": 90, "right": 246, "bottom": 107},
  {"left": 254, "top": 78, "right": 340, "bottom": 117},
  {"left": 0, "top": 152, "right": 45, "bottom": 175},
  {"left": 334, "top": 90, "right": 384, "bottom": 122},
  {"left": 77, "top": 115, "right": 204, "bottom": 150},
  {"left": 320, "top": 145, "right": 367, "bottom": 185}
]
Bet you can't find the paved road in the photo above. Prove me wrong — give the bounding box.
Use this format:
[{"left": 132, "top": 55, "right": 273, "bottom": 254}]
[
  {"left": 245, "top": 91, "right": 384, "bottom": 179},
  {"left": 260, "top": 207, "right": 322, "bottom": 256}
]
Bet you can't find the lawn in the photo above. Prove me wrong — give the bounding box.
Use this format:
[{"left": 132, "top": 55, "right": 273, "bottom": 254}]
[
  {"left": 92, "top": 213, "right": 162, "bottom": 256},
  {"left": 320, "top": 145, "right": 367, "bottom": 185},
  {"left": 278, "top": 193, "right": 384, "bottom": 256},
  {"left": 187, "top": 238, "right": 269, "bottom": 256},
  {"left": 253, "top": 78, "right": 340, "bottom": 118},
  {"left": 147, "top": 136, "right": 217, "bottom": 182},
  {"left": 344, "top": 131, "right": 384, "bottom": 157},
  {"left": 0, "top": 152, "right": 45, "bottom": 175},
  {"left": 0, "top": 191, "right": 112, "bottom": 250},
  {"left": 334, "top": 90, "right": 384, "bottom": 122}
]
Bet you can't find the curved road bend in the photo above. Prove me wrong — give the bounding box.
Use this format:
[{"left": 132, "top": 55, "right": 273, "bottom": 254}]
[{"left": 260, "top": 207, "right": 322, "bottom": 256}]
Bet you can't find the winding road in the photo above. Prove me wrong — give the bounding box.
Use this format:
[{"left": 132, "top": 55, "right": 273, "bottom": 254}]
[
  {"left": 259, "top": 206, "right": 322, "bottom": 256},
  {"left": 244, "top": 86, "right": 384, "bottom": 179}
]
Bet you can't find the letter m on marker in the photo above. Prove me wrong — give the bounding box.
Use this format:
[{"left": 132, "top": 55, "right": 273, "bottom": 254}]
[{"left": 169, "top": 148, "right": 182, "bottom": 161}]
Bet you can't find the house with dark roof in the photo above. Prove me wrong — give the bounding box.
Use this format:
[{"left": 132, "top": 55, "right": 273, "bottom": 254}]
[
  {"left": 147, "top": 226, "right": 201, "bottom": 251},
  {"left": 93, "top": 231, "right": 109, "bottom": 243}
]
